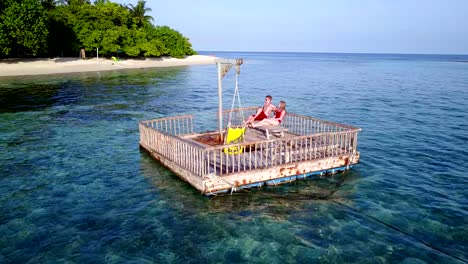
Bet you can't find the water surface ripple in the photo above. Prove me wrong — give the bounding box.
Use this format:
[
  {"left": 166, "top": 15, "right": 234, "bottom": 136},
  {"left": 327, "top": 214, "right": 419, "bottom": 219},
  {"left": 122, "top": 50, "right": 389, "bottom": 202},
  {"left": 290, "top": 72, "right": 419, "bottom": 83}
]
[{"left": 1, "top": 52, "right": 467, "bottom": 263}]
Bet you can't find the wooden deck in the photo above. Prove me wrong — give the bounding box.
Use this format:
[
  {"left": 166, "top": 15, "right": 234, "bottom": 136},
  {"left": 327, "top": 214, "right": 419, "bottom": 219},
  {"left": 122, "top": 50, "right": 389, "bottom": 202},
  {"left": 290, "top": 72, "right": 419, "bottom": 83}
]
[
  {"left": 188, "top": 127, "right": 294, "bottom": 147},
  {"left": 139, "top": 107, "right": 361, "bottom": 195}
]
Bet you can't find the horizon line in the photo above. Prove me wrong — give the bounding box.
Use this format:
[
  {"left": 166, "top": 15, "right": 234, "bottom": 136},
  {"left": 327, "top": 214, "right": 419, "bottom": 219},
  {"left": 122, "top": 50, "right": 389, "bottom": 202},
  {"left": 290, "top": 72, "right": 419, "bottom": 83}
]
[{"left": 198, "top": 50, "right": 468, "bottom": 56}]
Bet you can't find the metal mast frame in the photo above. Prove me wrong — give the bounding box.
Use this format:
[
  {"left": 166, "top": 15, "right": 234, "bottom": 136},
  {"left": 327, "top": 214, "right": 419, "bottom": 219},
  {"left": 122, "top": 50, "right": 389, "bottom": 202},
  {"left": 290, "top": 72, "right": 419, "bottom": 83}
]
[{"left": 215, "top": 58, "right": 243, "bottom": 141}]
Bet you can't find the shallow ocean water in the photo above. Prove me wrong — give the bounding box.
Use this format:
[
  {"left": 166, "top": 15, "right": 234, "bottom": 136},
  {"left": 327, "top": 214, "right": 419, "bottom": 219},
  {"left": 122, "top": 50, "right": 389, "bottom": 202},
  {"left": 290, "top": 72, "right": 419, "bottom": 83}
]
[{"left": 1, "top": 52, "right": 467, "bottom": 263}]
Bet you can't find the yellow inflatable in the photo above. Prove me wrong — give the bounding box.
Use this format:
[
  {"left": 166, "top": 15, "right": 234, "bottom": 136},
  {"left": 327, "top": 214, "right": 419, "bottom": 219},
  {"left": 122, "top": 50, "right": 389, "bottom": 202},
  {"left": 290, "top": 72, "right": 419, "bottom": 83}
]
[{"left": 223, "top": 127, "right": 245, "bottom": 154}]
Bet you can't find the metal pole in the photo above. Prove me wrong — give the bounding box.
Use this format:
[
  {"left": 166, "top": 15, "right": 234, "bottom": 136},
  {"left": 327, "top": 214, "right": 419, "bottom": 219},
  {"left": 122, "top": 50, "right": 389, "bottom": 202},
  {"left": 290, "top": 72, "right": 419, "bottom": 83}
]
[
  {"left": 97, "top": 48, "right": 99, "bottom": 63},
  {"left": 214, "top": 58, "right": 242, "bottom": 142},
  {"left": 217, "top": 62, "right": 223, "bottom": 142}
]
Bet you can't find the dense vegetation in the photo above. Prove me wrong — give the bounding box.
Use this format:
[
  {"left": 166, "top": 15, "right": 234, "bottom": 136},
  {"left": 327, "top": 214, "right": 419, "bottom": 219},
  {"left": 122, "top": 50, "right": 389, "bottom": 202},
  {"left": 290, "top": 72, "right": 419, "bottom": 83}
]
[{"left": 0, "top": 0, "right": 197, "bottom": 58}]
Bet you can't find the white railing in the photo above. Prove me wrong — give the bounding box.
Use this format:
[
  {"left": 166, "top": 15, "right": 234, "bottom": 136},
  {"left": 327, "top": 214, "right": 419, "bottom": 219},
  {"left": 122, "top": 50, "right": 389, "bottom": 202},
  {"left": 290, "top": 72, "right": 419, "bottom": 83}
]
[{"left": 139, "top": 108, "right": 360, "bottom": 177}]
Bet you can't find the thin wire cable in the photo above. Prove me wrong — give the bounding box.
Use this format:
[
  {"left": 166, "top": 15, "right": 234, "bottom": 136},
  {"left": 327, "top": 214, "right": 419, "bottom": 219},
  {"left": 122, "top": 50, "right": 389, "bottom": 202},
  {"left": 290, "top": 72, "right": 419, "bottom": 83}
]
[
  {"left": 211, "top": 170, "right": 467, "bottom": 263},
  {"left": 253, "top": 171, "right": 468, "bottom": 264}
]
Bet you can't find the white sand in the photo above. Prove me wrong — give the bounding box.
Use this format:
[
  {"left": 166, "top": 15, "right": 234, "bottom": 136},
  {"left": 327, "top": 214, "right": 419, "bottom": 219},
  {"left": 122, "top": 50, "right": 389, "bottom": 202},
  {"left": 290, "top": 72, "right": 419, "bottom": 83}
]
[{"left": 0, "top": 55, "right": 219, "bottom": 77}]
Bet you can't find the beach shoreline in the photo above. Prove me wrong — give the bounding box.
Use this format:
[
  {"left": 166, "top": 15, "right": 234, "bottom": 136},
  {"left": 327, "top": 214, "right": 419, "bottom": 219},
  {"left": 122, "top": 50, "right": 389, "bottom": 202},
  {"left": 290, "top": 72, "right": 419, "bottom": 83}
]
[{"left": 0, "top": 55, "right": 218, "bottom": 77}]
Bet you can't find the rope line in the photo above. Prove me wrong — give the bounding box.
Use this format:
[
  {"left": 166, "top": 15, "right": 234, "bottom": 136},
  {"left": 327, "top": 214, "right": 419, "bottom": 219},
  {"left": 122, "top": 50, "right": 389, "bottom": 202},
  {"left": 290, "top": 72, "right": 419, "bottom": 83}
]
[
  {"left": 210, "top": 168, "right": 467, "bottom": 263},
  {"left": 228, "top": 68, "right": 244, "bottom": 128},
  {"left": 275, "top": 173, "right": 467, "bottom": 263},
  {"left": 246, "top": 169, "right": 467, "bottom": 264},
  {"left": 333, "top": 200, "right": 468, "bottom": 263}
]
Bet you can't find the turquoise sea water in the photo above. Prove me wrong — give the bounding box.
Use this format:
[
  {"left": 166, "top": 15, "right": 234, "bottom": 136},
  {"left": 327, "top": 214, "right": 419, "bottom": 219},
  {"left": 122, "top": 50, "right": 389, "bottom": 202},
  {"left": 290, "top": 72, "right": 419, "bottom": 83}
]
[{"left": 1, "top": 52, "right": 467, "bottom": 263}]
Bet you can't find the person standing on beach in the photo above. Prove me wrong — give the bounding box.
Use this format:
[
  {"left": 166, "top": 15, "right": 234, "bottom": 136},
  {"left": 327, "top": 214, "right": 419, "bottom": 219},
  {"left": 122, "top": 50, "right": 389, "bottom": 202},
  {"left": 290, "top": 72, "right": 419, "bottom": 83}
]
[
  {"left": 245, "top": 95, "right": 277, "bottom": 126},
  {"left": 80, "top": 48, "right": 86, "bottom": 59}
]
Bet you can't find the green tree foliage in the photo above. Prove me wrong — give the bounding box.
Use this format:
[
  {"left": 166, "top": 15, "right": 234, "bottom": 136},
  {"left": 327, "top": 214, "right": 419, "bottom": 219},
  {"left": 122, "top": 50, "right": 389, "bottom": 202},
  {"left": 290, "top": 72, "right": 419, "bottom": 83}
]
[
  {"left": 0, "top": 0, "right": 49, "bottom": 57},
  {"left": 67, "top": 0, "right": 91, "bottom": 5},
  {"left": 40, "top": 0, "right": 60, "bottom": 11},
  {"left": 47, "top": 5, "right": 78, "bottom": 56},
  {"left": 0, "top": 0, "right": 196, "bottom": 58},
  {"left": 94, "top": 0, "right": 109, "bottom": 5},
  {"left": 152, "top": 26, "right": 196, "bottom": 58}
]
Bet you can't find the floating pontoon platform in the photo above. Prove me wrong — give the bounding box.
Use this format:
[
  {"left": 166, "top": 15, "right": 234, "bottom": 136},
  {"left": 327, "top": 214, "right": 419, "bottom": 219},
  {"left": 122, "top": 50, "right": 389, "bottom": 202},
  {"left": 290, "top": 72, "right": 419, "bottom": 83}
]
[
  {"left": 139, "top": 107, "right": 361, "bottom": 195},
  {"left": 139, "top": 58, "right": 360, "bottom": 195}
]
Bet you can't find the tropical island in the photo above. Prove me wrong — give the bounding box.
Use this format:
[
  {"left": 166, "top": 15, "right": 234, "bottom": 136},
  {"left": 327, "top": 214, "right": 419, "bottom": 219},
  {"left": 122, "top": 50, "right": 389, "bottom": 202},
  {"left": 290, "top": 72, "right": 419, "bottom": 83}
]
[{"left": 0, "top": 0, "right": 217, "bottom": 76}]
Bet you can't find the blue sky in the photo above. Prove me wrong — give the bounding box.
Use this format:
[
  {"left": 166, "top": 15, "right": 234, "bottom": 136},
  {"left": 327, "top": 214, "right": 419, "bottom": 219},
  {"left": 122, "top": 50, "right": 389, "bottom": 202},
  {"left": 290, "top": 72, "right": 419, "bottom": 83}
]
[{"left": 118, "top": 0, "right": 468, "bottom": 54}]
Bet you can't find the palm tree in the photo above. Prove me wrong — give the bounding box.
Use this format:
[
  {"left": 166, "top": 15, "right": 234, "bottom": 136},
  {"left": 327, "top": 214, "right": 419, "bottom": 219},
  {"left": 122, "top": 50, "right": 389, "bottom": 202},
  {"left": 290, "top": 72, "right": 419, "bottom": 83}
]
[
  {"left": 66, "top": 0, "right": 90, "bottom": 5},
  {"left": 127, "top": 0, "right": 154, "bottom": 26},
  {"left": 94, "top": 0, "right": 109, "bottom": 5}
]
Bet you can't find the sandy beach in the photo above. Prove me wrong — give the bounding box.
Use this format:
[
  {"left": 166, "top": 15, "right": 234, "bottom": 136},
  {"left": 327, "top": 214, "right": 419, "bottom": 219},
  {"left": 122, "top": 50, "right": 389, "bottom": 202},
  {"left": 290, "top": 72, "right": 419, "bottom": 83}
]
[{"left": 0, "top": 55, "right": 218, "bottom": 77}]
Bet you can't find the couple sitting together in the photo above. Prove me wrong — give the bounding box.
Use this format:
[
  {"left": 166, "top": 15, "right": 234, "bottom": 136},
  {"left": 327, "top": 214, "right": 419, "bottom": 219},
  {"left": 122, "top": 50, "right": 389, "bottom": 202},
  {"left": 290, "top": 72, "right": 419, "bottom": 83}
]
[{"left": 245, "top": 95, "right": 286, "bottom": 128}]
